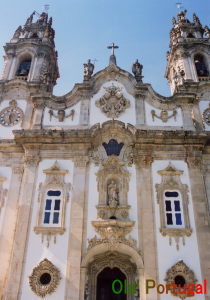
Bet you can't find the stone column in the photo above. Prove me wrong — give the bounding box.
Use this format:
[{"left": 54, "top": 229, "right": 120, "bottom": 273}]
[
  {"left": 135, "top": 155, "right": 158, "bottom": 300},
  {"left": 4, "top": 153, "right": 40, "bottom": 300},
  {"left": 65, "top": 157, "right": 88, "bottom": 300},
  {"left": 0, "top": 166, "right": 23, "bottom": 297},
  {"left": 32, "top": 101, "right": 45, "bottom": 129},
  {"left": 186, "top": 154, "right": 210, "bottom": 298}
]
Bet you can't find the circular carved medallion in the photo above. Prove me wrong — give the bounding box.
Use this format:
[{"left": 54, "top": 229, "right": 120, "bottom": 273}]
[{"left": 29, "top": 258, "right": 61, "bottom": 297}]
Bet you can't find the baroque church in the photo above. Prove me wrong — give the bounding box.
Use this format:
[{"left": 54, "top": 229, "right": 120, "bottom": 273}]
[{"left": 0, "top": 9, "right": 210, "bottom": 300}]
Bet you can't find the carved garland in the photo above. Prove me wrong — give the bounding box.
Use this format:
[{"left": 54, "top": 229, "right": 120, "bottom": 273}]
[
  {"left": 165, "top": 260, "right": 197, "bottom": 299},
  {"left": 155, "top": 163, "right": 192, "bottom": 250},
  {"left": 29, "top": 258, "right": 61, "bottom": 297}
]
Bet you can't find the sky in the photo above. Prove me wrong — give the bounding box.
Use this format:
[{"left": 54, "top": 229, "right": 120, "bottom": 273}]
[{"left": 0, "top": 0, "right": 209, "bottom": 97}]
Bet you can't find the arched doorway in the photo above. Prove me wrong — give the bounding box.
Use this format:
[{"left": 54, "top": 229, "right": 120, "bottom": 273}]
[{"left": 96, "top": 267, "right": 126, "bottom": 300}]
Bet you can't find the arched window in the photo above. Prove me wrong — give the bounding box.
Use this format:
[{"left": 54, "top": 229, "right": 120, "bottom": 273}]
[
  {"left": 194, "top": 54, "right": 209, "bottom": 77},
  {"left": 187, "top": 33, "right": 194, "bottom": 38},
  {"left": 16, "top": 58, "right": 31, "bottom": 78}
]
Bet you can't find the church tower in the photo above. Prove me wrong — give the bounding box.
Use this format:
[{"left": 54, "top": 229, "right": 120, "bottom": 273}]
[
  {"left": 1, "top": 11, "right": 59, "bottom": 92},
  {"left": 165, "top": 10, "right": 210, "bottom": 94}
]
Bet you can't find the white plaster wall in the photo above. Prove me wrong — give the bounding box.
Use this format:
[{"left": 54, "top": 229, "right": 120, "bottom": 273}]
[
  {"left": 86, "top": 163, "right": 139, "bottom": 246},
  {"left": 0, "top": 167, "right": 11, "bottom": 233},
  {"left": 43, "top": 102, "right": 81, "bottom": 129},
  {"left": 199, "top": 100, "right": 210, "bottom": 130},
  {"left": 89, "top": 81, "right": 136, "bottom": 126},
  {"left": 0, "top": 99, "right": 27, "bottom": 139},
  {"left": 20, "top": 159, "right": 74, "bottom": 300},
  {"left": 152, "top": 160, "right": 204, "bottom": 300},
  {"left": 145, "top": 102, "right": 183, "bottom": 127}
]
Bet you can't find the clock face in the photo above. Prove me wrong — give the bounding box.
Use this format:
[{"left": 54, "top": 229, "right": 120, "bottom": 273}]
[
  {"left": 203, "top": 109, "right": 210, "bottom": 126},
  {"left": 0, "top": 106, "right": 23, "bottom": 127}
]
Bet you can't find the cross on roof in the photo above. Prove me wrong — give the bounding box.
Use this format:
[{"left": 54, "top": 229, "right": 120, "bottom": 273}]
[{"left": 107, "top": 43, "right": 119, "bottom": 56}]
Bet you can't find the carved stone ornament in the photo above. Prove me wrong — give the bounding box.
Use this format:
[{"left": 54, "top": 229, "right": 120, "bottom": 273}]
[
  {"left": 34, "top": 161, "right": 71, "bottom": 247},
  {"left": 29, "top": 258, "right": 61, "bottom": 298},
  {"left": 151, "top": 109, "right": 177, "bottom": 123},
  {"left": 0, "top": 177, "right": 7, "bottom": 214},
  {"left": 0, "top": 100, "right": 24, "bottom": 127},
  {"left": 49, "top": 108, "right": 75, "bottom": 122},
  {"left": 156, "top": 163, "right": 192, "bottom": 250},
  {"left": 96, "top": 85, "right": 130, "bottom": 118},
  {"left": 164, "top": 260, "right": 197, "bottom": 299}
]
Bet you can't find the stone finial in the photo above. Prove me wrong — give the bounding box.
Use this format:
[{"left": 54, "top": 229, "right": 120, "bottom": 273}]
[
  {"left": 83, "top": 59, "right": 94, "bottom": 81},
  {"left": 25, "top": 11, "right": 35, "bottom": 26},
  {"left": 193, "top": 13, "right": 201, "bottom": 26},
  {"left": 12, "top": 26, "right": 22, "bottom": 40},
  {"left": 132, "top": 59, "right": 143, "bottom": 82}
]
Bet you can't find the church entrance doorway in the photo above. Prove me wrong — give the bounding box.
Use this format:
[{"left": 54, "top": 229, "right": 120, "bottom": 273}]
[{"left": 96, "top": 267, "right": 126, "bottom": 300}]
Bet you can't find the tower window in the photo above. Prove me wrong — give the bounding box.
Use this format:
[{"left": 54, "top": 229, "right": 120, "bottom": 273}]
[
  {"left": 194, "top": 54, "right": 209, "bottom": 77},
  {"left": 43, "top": 190, "right": 61, "bottom": 225},
  {"left": 16, "top": 59, "right": 31, "bottom": 77},
  {"left": 164, "top": 191, "right": 183, "bottom": 227}
]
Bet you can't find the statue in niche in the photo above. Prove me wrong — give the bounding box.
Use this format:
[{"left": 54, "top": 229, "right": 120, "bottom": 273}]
[{"left": 107, "top": 180, "right": 119, "bottom": 207}]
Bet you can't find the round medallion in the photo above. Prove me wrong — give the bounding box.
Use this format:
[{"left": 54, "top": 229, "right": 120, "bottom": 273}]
[
  {"left": 0, "top": 101, "right": 23, "bottom": 127},
  {"left": 203, "top": 108, "right": 210, "bottom": 126}
]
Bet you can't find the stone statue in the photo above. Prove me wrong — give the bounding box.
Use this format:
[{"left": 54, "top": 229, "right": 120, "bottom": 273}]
[
  {"left": 173, "top": 66, "right": 185, "bottom": 89},
  {"left": 107, "top": 180, "right": 118, "bottom": 207},
  {"left": 204, "top": 26, "right": 210, "bottom": 38},
  {"left": 132, "top": 59, "right": 143, "bottom": 82},
  {"left": 83, "top": 59, "right": 94, "bottom": 81}
]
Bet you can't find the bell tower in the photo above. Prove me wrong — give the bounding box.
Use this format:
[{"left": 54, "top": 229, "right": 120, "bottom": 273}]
[
  {"left": 165, "top": 10, "right": 210, "bottom": 94},
  {"left": 1, "top": 11, "right": 59, "bottom": 91}
]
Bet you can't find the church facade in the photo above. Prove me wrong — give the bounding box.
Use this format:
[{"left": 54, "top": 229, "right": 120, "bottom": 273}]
[{"left": 0, "top": 10, "right": 210, "bottom": 300}]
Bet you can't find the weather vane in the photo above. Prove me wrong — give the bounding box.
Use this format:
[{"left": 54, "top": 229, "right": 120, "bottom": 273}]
[
  {"left": 44, "top": 4, "right": 50, "bottom": 12},
  {"left": 91, "top": 58, "right": 98, "bottom": 64},
  {"left": 176, "top": 2, "right": 183, "bottom": 11}
]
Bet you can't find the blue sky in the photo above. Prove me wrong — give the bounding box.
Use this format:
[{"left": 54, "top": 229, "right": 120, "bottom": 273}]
[{"left": 0, "top": 0, "right": 209, "bottom": 96}]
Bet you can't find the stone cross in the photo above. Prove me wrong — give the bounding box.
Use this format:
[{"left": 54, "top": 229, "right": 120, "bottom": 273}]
[{"left": 107, "top": 43, "right": 119, "bottom": 56}]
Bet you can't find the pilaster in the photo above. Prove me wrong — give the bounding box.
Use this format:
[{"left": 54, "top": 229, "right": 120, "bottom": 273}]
[
  {"left": 186, "top": 153, "right": 210, "bottom": 298},
  {"left": 32, "top": 101, "right": 45, "bottom": 129},
  {"left": 0, "top": 165, "right": 23, "bottom": 297},
  {"left": 4, "top": 152, "right": 40, "bottom": 300},
  {"left": 65, "top": 156, "right": 89, "bottom": 300},
  {"left": 181, "top": 103, "right": 195, "bottom": 130},
  {"left": 135, "top": 154, "right": 158, "bottom": 300}
]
